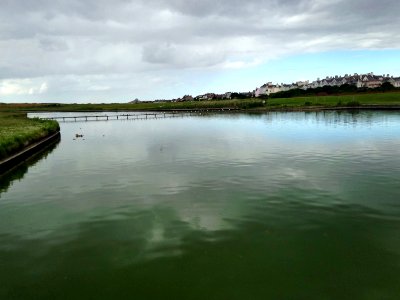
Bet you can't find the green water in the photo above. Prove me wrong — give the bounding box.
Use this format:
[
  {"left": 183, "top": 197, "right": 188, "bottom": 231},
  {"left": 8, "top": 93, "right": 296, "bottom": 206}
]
[{"left": 1, "top": 111, "right": 400, "bottom": 299}]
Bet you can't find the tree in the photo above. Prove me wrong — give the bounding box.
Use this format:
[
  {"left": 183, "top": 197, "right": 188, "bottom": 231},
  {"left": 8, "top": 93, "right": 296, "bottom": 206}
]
[{"left": 379, "top": 82, "right": 395, "bottom": 91}]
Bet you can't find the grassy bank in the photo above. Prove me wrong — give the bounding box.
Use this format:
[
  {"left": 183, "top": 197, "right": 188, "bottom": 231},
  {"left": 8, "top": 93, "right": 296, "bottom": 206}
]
[
  {"left": 0, "top": 99, "right": 264, "bottom": 112},
  {"left": 0, "top": 112, "right": 60, "bottom": 161},
  {"left": 266, "top": 92, "right": 400, "bottom": 108},
  {"left": 1, "top": 91, "right": 400, "bottom": 113}
]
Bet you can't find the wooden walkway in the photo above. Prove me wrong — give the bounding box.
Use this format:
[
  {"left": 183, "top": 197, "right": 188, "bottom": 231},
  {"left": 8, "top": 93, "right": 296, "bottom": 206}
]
[{"left": 42, "top": 112, "right": 200, "bottom": 122}]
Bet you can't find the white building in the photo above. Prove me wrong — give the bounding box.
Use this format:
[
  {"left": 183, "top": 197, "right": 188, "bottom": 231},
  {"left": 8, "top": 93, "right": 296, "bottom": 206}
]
[
  {"left": 255, "top": 84, "right": 269, "bottom": 97},
  {"left": 254, "top": 72, "right": 399, "bottom": 97}
]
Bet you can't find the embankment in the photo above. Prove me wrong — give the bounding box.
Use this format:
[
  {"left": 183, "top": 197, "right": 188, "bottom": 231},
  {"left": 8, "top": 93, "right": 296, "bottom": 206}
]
[
  {"left": 0, "top": 113, "right": 60, "bottom": 174},
  {"left": 0, "top": 131, "right": 60, "bottom": 174}
]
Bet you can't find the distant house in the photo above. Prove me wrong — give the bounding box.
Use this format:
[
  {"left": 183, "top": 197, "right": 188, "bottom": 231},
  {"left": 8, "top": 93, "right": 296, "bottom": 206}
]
[
  {"left": 224, "top": 92, "right": 232, "bottom": 99},
  {"left": 255, "top": 83, "right": 269, "bottom": 97},
  {"left": 195, "top": 93, "right": 216, "bottom": 100},
  {"left": 254, "top": 72, "right": 399, "bottom": 97},
  {"left": 281, "top": 84, "right": 292, "bottom": 92},
  {"left": 182, "top": 95, "right": 194, "bottom": 102},
  {"left": 267, "top": 84, "right": 282, "bottom": 95},
  {"left": 389, "top": 77, "right": 400, "bottom": 88}
]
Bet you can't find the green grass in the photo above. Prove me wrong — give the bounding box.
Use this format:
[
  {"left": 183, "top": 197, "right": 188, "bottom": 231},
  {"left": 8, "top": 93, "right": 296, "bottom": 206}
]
[
  {"left": 0, "top": 112, "right": 60, "bottom": 161},
  {"left": 0, "top": 99, "right": 265, "bottom": 112},
  {"left": 0, "top": 91, "right": 399, "bottom": 114},
  {"left": 266, "top": 92, "right": 400, "bottom": 108}
]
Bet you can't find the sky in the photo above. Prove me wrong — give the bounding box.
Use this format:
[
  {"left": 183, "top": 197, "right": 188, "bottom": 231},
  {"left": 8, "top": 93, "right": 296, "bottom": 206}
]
[{"left": 1, "top": 0, "right": 400, "bottom": 103}]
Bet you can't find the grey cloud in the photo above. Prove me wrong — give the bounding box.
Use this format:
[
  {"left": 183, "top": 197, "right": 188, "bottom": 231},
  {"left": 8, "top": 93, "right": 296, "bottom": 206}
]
[
  {"left": 39, "top": 37, "right": 69, "bottom": 52},
  {"left": 140, "top": 0, "right": 308, "bottom": 17},
  {"left": 0, "top": 0, "right": 400, "bottom": 100},
  {"left": 142, "top": 43, "right": 227, "bottom": 67}
]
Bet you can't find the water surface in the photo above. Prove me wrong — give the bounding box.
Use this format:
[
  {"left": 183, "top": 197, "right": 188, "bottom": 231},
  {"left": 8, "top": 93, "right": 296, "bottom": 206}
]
[{"left": 1, "top": 111, "right": 400, "bottom": 299}]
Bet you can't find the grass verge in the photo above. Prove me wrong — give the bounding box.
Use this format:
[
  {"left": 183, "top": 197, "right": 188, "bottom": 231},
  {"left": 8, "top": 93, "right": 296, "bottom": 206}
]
[{"left": 0, "top": 112, "right": 60, "bottom": 161}]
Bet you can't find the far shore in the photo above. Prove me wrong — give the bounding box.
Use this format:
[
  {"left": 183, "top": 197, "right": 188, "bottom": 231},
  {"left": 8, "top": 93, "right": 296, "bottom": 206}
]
[
  {"left": 10, "top": 105, "right": 400, "bottom": 114},
  {"left": 1, "top": 91, "right": 400, "bottom": 113}
]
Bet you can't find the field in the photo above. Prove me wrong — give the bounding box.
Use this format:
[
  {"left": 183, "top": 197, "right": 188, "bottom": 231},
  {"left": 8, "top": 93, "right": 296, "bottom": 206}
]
[
  {"left": 0, "top": 112, "right": 60, "bottom": 161},
  {"left": 267, "top": 92, "right": 400, "bottom": 108},
  {"left": 0, "top": 99, "right": 264, "bottom": 112},
  {"left": 1, "top": 92, "right": 400, "bottom": 112}
]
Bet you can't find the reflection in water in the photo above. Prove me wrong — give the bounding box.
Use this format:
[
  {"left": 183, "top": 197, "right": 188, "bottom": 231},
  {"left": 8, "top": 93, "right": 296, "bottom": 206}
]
[
  {"left": 1, "top": 201, "right": 400, "bottom": 299},
  {"left": 0, "top": 138, "right": 60, "bottom": 195},
  {"left": 1, "top": 111, "right": 400, "bottom": 299}
]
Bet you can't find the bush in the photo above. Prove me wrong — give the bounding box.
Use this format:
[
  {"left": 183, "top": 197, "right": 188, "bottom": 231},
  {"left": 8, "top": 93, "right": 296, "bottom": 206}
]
[
  {"left": 237, "top": 101, "right": 264, "bottom": 109},
  {"left": 346, "top": 101, "right": 361, "bottom": 107}
]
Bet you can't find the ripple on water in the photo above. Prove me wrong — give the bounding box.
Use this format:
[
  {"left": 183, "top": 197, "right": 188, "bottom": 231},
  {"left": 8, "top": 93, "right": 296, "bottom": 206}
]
[{"left": 0, "top": 111, "right": 399, "bottom": 298}]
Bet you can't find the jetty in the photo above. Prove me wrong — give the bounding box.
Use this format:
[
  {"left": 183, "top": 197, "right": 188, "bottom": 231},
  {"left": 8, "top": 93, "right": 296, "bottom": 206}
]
[{"left": 39, "top": 109, "right": 237, "bottom": 122}]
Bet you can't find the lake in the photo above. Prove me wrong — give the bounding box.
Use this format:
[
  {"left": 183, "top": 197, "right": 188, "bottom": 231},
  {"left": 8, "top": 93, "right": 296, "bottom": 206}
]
[{"left": 1, "top": 111, "right": 400, "bottom": 299}]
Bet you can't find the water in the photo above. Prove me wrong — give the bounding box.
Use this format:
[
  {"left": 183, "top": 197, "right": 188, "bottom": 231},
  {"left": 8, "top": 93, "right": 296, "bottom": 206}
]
[{"left": 1, "top": 111, "right": 400, "bottom": 299}]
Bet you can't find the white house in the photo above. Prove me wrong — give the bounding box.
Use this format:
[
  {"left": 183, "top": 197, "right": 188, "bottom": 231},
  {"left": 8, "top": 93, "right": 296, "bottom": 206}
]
[
  {"left": 389, "top": 77, "right": 400, "bottom": 88},
  {"left": 254, "top": 72, "right": 398, "bottom": 97},
  {"left": 267, "top": 84, "right": 282, "bottom": 94},
  {"left": 255, "top": 84, "right": 269, "bottom": 97}
]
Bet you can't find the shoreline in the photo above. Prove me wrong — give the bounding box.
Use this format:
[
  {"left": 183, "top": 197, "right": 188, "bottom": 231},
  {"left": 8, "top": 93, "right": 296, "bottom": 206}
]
[
  {"left": 246, "top": 104, "right": 400, "bottom": 113},
  {"left": 2, "top": 91, "right": 400, "bottom": 113},
  {"left": 22, "top": 104, "right": 400, "bottom": 114},
  {"left": 0, "top": 131, "right": 61, "bottom": 175}
]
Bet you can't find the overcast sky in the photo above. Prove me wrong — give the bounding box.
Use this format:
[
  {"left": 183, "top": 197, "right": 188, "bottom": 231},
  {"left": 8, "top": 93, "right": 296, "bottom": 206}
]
[{"left": 1, "top": 0, "right": 400, "bottom": 103}]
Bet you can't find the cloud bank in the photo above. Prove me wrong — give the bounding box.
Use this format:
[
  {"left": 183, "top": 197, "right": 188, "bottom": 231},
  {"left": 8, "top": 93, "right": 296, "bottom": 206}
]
[{"left": 1, "top": 0, "right": 399, "bottom": 101}]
